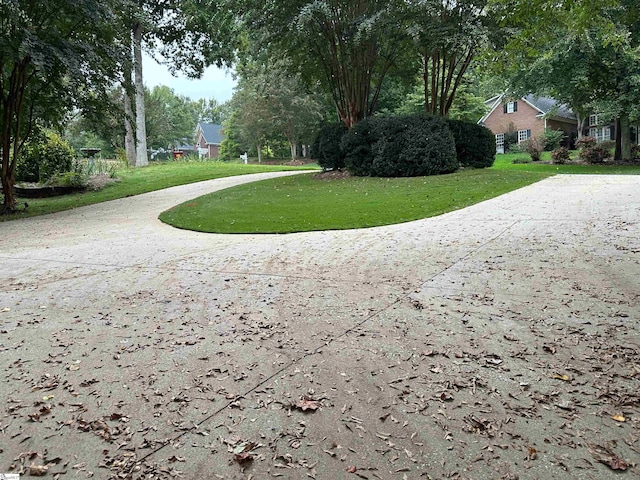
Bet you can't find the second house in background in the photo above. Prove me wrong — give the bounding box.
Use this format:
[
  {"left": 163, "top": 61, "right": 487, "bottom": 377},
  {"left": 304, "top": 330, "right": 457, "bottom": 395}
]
[
  {"left": 195, "top": 123, "right": 224, "bottom": 159},
  {"left": 478, "top": 94, "right": 578, "bottom": 154}
]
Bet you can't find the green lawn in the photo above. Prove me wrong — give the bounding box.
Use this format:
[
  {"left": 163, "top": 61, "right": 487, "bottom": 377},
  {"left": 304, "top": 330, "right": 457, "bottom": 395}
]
[
  {"left": 493, "top": 152, "right": 640, "bottom": 174},
  {"left": 1, "top": 161, "right": 313, "bottom": 221},
  {"left": 159, "top": 169, "right": 552, "bottom": 234}
]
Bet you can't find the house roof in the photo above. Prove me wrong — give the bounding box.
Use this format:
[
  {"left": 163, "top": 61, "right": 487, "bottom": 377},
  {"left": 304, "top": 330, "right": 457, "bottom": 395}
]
[
  {"left": 175, "top": 144, "right": 195, "bottom": 151},
  {"left": 523, "top": 95, "right": 576, "bottom": 121},
  {"left": 198, "top": 123, "right": 224, "bottom": 145},
  {"left": 479, "top": 94, "right": 576, "bottom": 124}
]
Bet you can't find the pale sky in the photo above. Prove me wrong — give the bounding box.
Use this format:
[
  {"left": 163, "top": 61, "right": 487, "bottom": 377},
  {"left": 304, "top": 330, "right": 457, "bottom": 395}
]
[{"left": 142, "top": 52, "right": 237, "bottom": 102}]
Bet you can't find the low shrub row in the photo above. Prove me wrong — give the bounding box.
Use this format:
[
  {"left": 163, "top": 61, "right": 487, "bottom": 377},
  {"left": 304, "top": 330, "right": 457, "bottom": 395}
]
[{"left": 313, "top": 114, "right": 495, "bottom": 177}]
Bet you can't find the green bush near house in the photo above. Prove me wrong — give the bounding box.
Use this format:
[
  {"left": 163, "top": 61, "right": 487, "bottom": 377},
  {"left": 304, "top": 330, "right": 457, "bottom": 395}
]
[
  {"left": 16, "top": 130, "right": 75, "bottom": 183},
  {"left": 446, "top": 119, "right": 496, "bottom": 168},
  {"left": 540, "top": 129, "right": 565, "bottom": 151}
]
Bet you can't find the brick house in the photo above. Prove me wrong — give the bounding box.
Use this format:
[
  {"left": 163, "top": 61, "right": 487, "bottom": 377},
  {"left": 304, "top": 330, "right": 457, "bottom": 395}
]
[
  {"left": 479, "top": 94, "right": 578, "bottom": 153},
  {"left": 195, "top": 123, "right": 224, "bottom": 159}
]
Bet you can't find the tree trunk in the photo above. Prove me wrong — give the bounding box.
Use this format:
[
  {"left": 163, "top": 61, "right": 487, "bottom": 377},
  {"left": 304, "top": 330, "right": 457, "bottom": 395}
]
[
  {"left": 614, "top": 117, "right": 622, "bottom": 162},
  {"left": 620, "top": 115, "right": 632, "bottom": 162},
  {"left": 133, "top": 22, "right": 148, "bottom": 167},
  {"left": 575, "top": 112, "right": 585, "bottom": 140},
  {"left": 289, "top": 142, "right": 297, "bottom": 161},
  {"left": 123, "top": 87, "right": 136, "bottom": 167},
  {"left": 1, "top": 149, "right": 16, "bottom": 213},
  {"left": 256, "top": 143, "right": 262, "bottom": 164}
]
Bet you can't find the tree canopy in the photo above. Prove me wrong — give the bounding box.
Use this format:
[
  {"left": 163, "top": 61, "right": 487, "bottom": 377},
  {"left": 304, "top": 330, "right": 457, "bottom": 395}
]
[{"left": 1, "top": 0, "right": 127, "bottom": 212}]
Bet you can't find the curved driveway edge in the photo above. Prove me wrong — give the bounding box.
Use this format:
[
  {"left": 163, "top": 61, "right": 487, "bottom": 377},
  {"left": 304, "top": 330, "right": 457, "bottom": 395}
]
[{"left": 0, "top": 173, "right": 639, "bottom": 479}]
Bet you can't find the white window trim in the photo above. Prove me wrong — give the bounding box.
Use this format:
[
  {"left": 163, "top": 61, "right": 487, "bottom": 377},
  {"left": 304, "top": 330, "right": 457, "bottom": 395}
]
[
  {"left": 589, "top": 114, "right": 599, "bottom": 126},
  {"left": 506, "top": 102, "right": 516, "bottom": 114},
  {"left": 517, "top": 129, "right": 529, "bottom": 143}
]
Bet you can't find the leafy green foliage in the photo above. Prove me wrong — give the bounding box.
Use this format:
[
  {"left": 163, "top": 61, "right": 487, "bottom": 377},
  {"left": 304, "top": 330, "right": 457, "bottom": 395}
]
[
  {"left": 1, "top": 0, "right": 126, "bottom": 211},
  {"left": 46, "top": 172, "right": 88, "bottom": 188},
  {"left": 313, "top": 123, "right": 347, "bottom": 170},
  {"left": 16, "top": 131, "right": 75, "bottom": 183},
  {"left": 446, "top": 119, "right": 495, "bottom": 168},
  {"left": 540, "top": 129, "right": 565, "bottom": 151},
  {"left": 341, "top": 117, "right": 380, "bottom": 176}
]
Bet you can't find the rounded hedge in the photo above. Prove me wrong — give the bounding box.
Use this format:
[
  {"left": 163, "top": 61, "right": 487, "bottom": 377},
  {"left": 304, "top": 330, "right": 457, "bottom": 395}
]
[
  {"left": 312, "top": 123, "right": 347, "bottom": 170},
  {"left": 446, "top": 119, "right": 495, "bottom": 169},
  {"left": 342, "top": 114, "right": 458, "bottom": 177}
]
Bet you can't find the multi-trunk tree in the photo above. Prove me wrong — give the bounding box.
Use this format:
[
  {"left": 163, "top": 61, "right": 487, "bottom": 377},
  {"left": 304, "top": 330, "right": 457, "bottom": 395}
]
[
  {"left": 0, "top": 0, "right": 126, "bottom": 213},
  {"left": 237, "top": 0, "right": 411, "bottom": 128}
]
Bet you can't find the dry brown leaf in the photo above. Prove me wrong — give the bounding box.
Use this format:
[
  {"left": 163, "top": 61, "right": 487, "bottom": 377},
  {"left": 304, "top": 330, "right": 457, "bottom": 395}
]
[
  {"left": 588, "top": 443, "right": 628, "bottom": 471},
  {"left": 28, "top": 464, "right": 49, "bottom": 476},
  {"left": 234, "top": 452, "right": 253, "bottom": 464},
  {"left": 295, "top": 397, "right": 319, "bottom": 412},
  {"left": 346, "top": 465, "right": 357, "bottom": 473},
  {"left": 552, "top": 373, "right": 570, "bottom": 381},
  {"left": 611, "top": 414, "right": 625, "bottom": 422}
]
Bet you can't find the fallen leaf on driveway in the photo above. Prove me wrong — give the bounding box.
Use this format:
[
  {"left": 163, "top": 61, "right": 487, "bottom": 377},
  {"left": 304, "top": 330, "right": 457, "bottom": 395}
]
[
  {"left": 552, "top": 373, "right": 570, "bottom": 381},
  {"left": 28, "top": 464, "right": 48, "bottom": 476},
  {"left": 294, "top": 397, "right": 319, "bottom": 412},
  {"left": 346, "top": 465, "right": 357, "bottom": 473},
  {"left": 234, "top": 452, "right": 253, "bottom": 464},
  {"left": 611, "top": 414, "right": 625, "bottom": 422},
  {"left": 588, "top": 443, "right": 628, "bottom": 471}
]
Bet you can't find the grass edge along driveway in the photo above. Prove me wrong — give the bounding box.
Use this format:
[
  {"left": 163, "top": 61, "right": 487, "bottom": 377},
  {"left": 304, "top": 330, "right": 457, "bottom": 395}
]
[
  {"left": 159, "top": 169, "right": 553, "bottom": 234},
  {"left": 1, "top": 162, "right": 313, "bottom": 221}
]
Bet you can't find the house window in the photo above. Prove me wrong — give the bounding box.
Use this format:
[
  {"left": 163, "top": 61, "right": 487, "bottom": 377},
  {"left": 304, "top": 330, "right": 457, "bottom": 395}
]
[
  {"left": 590, "top": 127, "right": 611, "bottom": 142},
  {"left": 589, "top": 114, "right": 599, "bottom": 126},
  {"left": 518, "top": 129, "right": 531, "bottom": 143},
  {"left": 495, "top": 133, "right": 505, "bottom": 153},
  {"left": 505, "top": 101, "right": 517, "bottom": 114}
]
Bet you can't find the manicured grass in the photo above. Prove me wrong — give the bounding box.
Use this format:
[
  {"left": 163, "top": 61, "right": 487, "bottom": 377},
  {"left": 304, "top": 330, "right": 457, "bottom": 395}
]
[
  {"left": 493, "top": 152, "right": 640, "bottom": 174},
  {"left": 159, "top": 169, "right": 552, "bottom": 234},
  {"left": 1, "top": 161, "right": 314, "bottom": 221}
]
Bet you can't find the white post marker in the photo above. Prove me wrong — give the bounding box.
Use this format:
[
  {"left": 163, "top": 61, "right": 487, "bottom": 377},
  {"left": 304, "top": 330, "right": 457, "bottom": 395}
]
[{"left": 240, "top": 152, "right": 248, "bottom": 164}]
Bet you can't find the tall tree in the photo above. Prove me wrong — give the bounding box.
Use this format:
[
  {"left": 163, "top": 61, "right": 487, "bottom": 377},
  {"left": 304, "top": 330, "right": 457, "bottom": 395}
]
[
  {"left": 410, "top": 0, "right": 492, "bottom": 117},
  {"left": 1, "top": 0, "right": 125, "bottom": 213},
  {"left": 490, "top": 0, "right": 640, "bottom": 161},
  {"left": 123, "top": 0, "right": 238, "bottom": 165},
  {"left": 237, "top": 0, "right": 410, "bottom": 127}
]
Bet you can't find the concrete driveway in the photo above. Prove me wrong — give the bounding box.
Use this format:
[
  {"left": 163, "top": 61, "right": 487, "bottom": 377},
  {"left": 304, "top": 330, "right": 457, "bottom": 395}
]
[{"left": 1, "top": 172, "right": 639, "bottom": 479}]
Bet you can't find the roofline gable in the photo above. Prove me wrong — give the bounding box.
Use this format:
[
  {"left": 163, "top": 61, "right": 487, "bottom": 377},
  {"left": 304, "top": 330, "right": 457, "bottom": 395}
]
[{"left": 478, "top": 94, "right": 504, "bottom": 124}]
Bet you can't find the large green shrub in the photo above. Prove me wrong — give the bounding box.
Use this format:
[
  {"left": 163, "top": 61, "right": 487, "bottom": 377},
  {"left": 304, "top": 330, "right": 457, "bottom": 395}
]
[
  {"left": 445, "top": 119, "right": 495, "bottom": 168},
  {"left": 312, "top": 123, "right": 347, "bottom": 170},
  {"left": 372, "top": 114, "right": 458, "bottom": 177},
  {"left": 16, "top": 130, "right": 75, "bottom": 183},
  {"left": 341, "top": 117, "right": 380, "bottom": 176}
]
